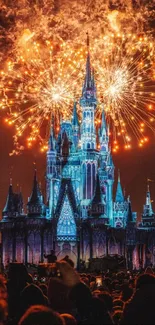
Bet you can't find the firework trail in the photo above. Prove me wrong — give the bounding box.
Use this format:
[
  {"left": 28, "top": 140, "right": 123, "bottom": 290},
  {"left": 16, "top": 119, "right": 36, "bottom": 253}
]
[{"left": 0, "top": 0, "right": 154, "bottom": 153}]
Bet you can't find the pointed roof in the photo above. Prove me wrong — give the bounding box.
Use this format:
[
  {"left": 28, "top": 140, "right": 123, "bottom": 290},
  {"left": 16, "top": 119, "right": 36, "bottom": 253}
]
[
  {"left": 55, "top": 178, "right": 78, "bottom": 219},
  {"left": 89, "top": 174, "right": 104, "bottom": 217},
  {"left": 3, "top": 183, "right": 14, "bottom": 213},
  {"left": 84, "top": 51, "right": 91, "bottom": 89},
  {"left": 72, "top": 101, "right": 79, "bottom": 127},
  {"left": 92, "top": 174, "right": 102, "bottom": 204},
  {"left": 144, "top": 184, "right": 153, "bottom": 216},
  {"left": 3, "top": 181, "right": 23, "bottom": 216},
  {"left": 146, "top": 184, "right": 151, "bottom": 204},
  {"left": 83, "top": 32, "right": 91, "bottom": 89},
  {"left": 57, "top": 194, "right": 76, "bottom": 241},
  {"left": 91, "top": 67, "right": 95, "bottom": 88},
  {"left": 115, "top": 170, "right": 124, "bottom": 203},
  {"left": 81, "top": 33, "right": 97, "bottom": 104},
  {"left": 126, "top": 198, "right": 134, "bottom": 223},
  {"left": 61, "top": 129, "right": 70, "bottom": 155},
  {"left": 107, "top": 151, "right": 114, "bottom": 167},
  {"left": 48, "top": 126, "right": 55, "bottom": 151},
  {"left": 101, "top": 111, "right": 107, "bottom": 133},
  {"left": 27, "top": 170, "right": 43, "bottom": 206}
]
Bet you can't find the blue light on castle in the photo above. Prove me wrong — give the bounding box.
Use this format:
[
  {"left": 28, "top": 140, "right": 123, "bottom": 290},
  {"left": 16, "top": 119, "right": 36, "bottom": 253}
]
[{"left": 1, "top": 40, "right": 155, "bottom": 269}]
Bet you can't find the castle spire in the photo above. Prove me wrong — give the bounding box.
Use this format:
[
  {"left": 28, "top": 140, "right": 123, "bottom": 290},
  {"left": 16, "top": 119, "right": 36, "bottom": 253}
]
[
  {"left": 143, "top": 183, "right": 153, "bottom": 216},
  {"left": 86, "top": 31, "right": 89, "bottom": 48},
  {"left": 92, "top": 173, "right": 102, "bottom": 204},
  {"left": 80, "top": 34, "right": 97, "bottom": 151},
  {"left": 126, "top": 198, "right": 133, "bottom": 223},
  {"left": 101, "top": 111, "right": 107, "bottom": 132},
  {"left": 61, "top": 129, "right": 70, "bottom": 156},
  {"left": 81, "top": 33, "right": 97, "bottom": 103},
  {"left": 90, "top": 173, "right": 104, "bottom": 217},
  {"left": 27, "top": 169, "right": 43, "bottom": 208},
  {"left": 72, "top": 101, "right": 80, "bottom": 148},
  {"left": 72, "top": 101, "right": 79, "bottom": 127},
  {"left": 3, "top": 180, "right": 23, "bottom": 216},
  {"left": 85, "top": 32, "right": 91, "bottom": 88},
  {"left": 48, "top": 125, "right": 55, "bottom": 151},
  {"left": 3, "top": 182, "right": 14, "bottom": 215},
  {"left": 118, "top": 169, "right": 120, "bottom": 182},
  {"left": 115, "top": 170, "right": 124, "bottom": 203},
  {"left": 99, "top": 109, "right": 109, "bottom": 152}
]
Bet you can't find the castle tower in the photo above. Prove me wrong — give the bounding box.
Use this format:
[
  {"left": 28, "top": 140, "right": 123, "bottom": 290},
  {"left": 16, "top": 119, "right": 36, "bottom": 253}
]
[
  {"left": 142, "top": 184, "right": 155, "bottom": 227},
  {"left": 27, "top": 170, "right": 45, "bottom": 216},
  {"left": 143, "top": 184, "right": 153, "bottom": 216},
  {"left": 115, "top": 170, "right": 124, "bottom": 202},
  {"left": 89, "top": 173, "right": 104, "bottom": 217},
  {"left": 46, "top": 125, "right": 57, "bottom": 216},
  {"left": 113, "top": 170, "right": 128, "bottom": 228},
  {"left": 99, "top": 111, "right": 109, "bottom": 152},
  {"left": 80, "top": 35, "right": 98, "bottom": 204},
  {"left": 72, "top": 101, "right": 80, "bottom": 149},
  {"left": 3, "top": 180, "right": 23, "bottom": 217},
  {"left": 3, "top": 181, "right": 14, "bottom": 217},
  {"left": 106, "top": 149, "right": 114, "bottom": 226},
  {"left": 80, "top": 34, "right": 97, "bottom": 150}
]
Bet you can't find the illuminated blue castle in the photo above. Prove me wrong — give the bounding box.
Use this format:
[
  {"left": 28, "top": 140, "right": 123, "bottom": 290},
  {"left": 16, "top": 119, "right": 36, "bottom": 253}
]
[
  {"left": 46, "top": 49, "right": 129, "bottom": 233},
  {"left": 1, "top": 43, "right": 155, "bottom": 269}
]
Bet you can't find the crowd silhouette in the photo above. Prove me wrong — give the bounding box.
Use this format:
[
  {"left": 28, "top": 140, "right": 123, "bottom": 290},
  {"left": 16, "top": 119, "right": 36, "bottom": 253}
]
[{"left": 0, "top": 257, "right": 155, "bottom": 325}]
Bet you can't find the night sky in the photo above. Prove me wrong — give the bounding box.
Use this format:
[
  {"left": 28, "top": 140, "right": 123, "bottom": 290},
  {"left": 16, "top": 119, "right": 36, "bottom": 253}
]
[
  {"left": 0, "top": 120, "right": 155, "bottom": 220},
  {"left": 0, "top": 1, "right": 155, "bottom": 221}
]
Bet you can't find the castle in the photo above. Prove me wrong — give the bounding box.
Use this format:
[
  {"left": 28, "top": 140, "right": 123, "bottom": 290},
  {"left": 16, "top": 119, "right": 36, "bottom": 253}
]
[{"left": 1, "top": 44, "right": 155, "bottom": 269}]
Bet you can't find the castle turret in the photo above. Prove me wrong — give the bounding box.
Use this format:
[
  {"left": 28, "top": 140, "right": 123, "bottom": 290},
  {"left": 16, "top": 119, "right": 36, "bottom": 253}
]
[
  {"left": 80, "top": 34, "right": 97, "bottom": 150},
  {"left": 126, "top": 199, "right": 134, "bottom": 224},
  {"left": 80, "top": 35, "right": 98, "bottom": 204},
  {"left": 115, "top": 170, "right": 124, "bottom": 203},
  {"left": 27, "top": 170, "right": 45, "bottom": 216},
  {"left": 3, "top": 180, "right": 23, "bottom": 217},
  {"left": 61, "top": 130, "right": 70, "bottom": 156},
  {"left": 113, "top": 171, "right": 128, "bottom": 228},
  {"left": 106, "top": 149, "right": 114, "bottom": 226},
  {"left": 143, "top": 185, "right": 153, "bottom": 216},
  {"left": 48, "top": 127, "right": 55, "bottom": 152},
  {"left": 3, "top": 182, "right": 14, "bottom": 217},
  {"left": 89, "top": 173, "right": 104, "bottom": 217},
  {"left": 72, "top": 101, "right": 80, "bottom": 148},
  {"left": 46, "top": 124, "right": 57, "bottom": 206},
  {"left": 141, "top": 184, "right": 155, "bottom": 227},
  {"left": 99, "top": 111, "right": 109, "bottom": 152}
]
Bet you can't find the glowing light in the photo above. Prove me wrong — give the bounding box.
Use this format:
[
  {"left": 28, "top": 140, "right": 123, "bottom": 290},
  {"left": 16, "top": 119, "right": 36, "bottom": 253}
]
[{"left": 0, "top": 1, "right": 154, "bottom": 154}]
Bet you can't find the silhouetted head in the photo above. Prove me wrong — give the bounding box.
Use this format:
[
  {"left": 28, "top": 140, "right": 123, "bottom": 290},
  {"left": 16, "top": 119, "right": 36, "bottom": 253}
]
[
  {"left": 61, "top": 313, "right": 77, "bottom": 325},
  {"left": 18, "top": 305, "right": 65, "bottom": 325},
  {"left": 136, "top": 273, "right": 155, "bottom": 289}
]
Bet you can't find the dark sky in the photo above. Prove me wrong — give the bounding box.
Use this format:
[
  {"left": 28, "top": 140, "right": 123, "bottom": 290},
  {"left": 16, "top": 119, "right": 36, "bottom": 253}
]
[{"left": 0, "top": 121, "right": 155, "bottom": 219}]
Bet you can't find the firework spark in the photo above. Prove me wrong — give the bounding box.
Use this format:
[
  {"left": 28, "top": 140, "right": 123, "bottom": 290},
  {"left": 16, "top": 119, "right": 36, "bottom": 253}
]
[
  {"left": 0, "top": 39, "right": 85, "bottom": 153},
  {"left": 0, "top": 0, "right": 155, "bottom": 153},
  {"left": 94, "top": 33, "right": 155, "bottom": 151}
]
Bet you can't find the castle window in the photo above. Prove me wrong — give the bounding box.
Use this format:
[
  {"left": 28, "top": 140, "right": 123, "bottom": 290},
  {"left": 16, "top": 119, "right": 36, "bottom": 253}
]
[
  {"left": 92, "top": 163, "right": 96, "bottom": 197},
  {"left": 83, "top": 163, "right": 87, "bottom": 199},
  {"left": 87, "top": 163, "right": 91, "bottom": 199}
]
